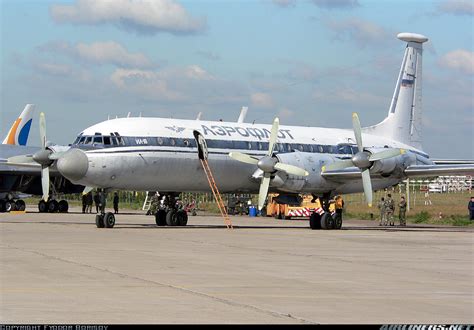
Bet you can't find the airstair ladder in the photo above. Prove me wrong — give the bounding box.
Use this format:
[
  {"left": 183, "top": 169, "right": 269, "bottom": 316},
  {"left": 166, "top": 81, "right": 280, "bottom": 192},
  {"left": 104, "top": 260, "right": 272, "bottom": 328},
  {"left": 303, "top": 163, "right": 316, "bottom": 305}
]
[{"left": 200, "top": 159, "right": 233, "bottom": 229}]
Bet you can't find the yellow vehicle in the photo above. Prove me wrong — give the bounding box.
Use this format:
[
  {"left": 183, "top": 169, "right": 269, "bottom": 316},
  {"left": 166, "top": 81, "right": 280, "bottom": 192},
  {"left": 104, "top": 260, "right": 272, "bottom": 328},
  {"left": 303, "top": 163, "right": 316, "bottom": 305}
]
[{"left": 265, "top": 194, "right": 344, "bottom": 230}]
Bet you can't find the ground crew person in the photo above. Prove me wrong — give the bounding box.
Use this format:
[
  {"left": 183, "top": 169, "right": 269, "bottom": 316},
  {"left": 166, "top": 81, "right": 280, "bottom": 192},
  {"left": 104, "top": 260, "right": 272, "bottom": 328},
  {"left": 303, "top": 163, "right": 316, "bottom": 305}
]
[
  {"left": 385, "top": 193, "right": 395, "bottom": 226},
  {"left": 82, "top": 193, "right": 87, "bottom": 214},
  {"left": 469, "top": 196, "right": 474, "bottom": 220},
  {"left": 399, "top": 196, "right": 407, "bottom": 226},
  {"left": 113, "top": 192, "right": 119, "bottom": 214},
  {"left": 86, "top": 192, "right": 93, "bottom": 213},
  {"left": 149, "top": 193, "right": 160, "bottom": 215},
  {"left": 377, "top": 197, "right": 386, "bottom": 226},
  {"left": 94, "top": 190, "right": 101, "bottom": 213}
]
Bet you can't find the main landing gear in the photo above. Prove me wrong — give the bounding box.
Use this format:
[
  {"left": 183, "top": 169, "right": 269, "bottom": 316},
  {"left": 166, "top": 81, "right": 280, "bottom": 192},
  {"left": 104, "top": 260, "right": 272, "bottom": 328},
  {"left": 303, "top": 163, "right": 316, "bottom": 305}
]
[
  {"left": 38, "top": 199, "right": 69, "bottom": 213},
  {"left": 309, "top": 194, "right": 344, "bottom": 230},
  {"left": 0, "top": 199, "right": 26, "bottom": 213},
  {"left": 154, "top": 193, "right": 188, "bottom": 227}
]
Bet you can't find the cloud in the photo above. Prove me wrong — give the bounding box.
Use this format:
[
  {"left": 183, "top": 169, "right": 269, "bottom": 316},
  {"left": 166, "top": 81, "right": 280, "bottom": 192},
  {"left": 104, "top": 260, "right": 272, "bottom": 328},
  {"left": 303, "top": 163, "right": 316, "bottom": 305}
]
[
  {"left": 109, "top": 65, "right": 244, "bottom": 105},
  {"left": 195, "top": 50, "right": 220, "bottom": 61},
  {"left": 311, "top": 0, "right": 360, "bottom": 9},
  {"left": 325, "top": 18, "right": 393, "bottom": 48},
  {"left": 251, "top": 92, "right": 275, "bottom": 108},
  {"left": 438, "top": 49, "right": 474, "bottom": 74},
  {"left": 38, "top": 41, "right": 154, "bottom": 68},
  {"left": 272, "top": 0, "right": 297, "bottom": 8},
  {"left": 50, "top": 0, "right": 206, "bottom": 35},
  {"left": 436, "top": 0, "right": 473, "bottom": 16}
]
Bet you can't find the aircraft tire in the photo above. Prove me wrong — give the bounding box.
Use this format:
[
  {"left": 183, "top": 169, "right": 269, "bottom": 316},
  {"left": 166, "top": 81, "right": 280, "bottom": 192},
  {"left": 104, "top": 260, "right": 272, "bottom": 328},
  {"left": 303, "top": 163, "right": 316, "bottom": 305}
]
[
  {"left": 177, "top": 210, "right": 188, "bottom": 226},
  {"left": 104, "top": 212, "right": 115, "bottom": 228},
  {"left": 58, "top": 200, "right": 69, "bottom": 213},
  {"left": 16, "top": 200, "right": 26, "bottom": 211},
  {"left": 309, "top": 213, "right": 321, "bottom": 230},
  {"left": 95, "top": 214, "right": 105, "bottom": 228},
  {"left": 38, "top": 200, "right": 47, "bottom": 213},
  {"left": 166, "top": 210, "right": 179, "bottom": 226},
  {"left": 47, "top": 200, "right": 59, "bottom": 213},
  {"left": 0, "top": 200, "right": 5, "bottom": 213},
  {"left": 155, "top": 209, "right": 167, "bottom": 226},
  {"left": 6, "top": 200, "right": 15, "bottom": 212},
  {"left": 320, "top": 213, "right": 334, "bottom": 230}
]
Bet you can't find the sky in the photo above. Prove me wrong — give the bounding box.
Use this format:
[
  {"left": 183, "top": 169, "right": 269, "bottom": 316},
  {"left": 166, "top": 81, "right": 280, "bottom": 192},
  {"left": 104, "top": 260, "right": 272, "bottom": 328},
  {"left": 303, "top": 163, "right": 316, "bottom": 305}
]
[{"left": 1, "top": 0, "right": 473, "bottom": 158}]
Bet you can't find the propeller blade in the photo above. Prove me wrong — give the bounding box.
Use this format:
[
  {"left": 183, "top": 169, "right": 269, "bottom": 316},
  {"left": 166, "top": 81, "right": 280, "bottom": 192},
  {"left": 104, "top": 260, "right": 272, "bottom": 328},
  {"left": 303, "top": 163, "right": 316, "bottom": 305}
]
[
  {"left": 258, "top": 173, "right": 271, "bottom": 210},
  {"left": 352, "top": 112, "right": 363, "bottom": 152},
  {"left": 322, "top": 159, "right": 354, "bottom": 172},
  {"left": 39, "top": 112, "right": 47, "bottom": 149},
  {"left": 369, "top": 148, "right": 405, "bottom": 161},
  {"left": 7, "top": 155, "right": 34, "bottom": 163},
  {"left": 274, "top": 163, "right": 309, "bottom": 176},
  {"left": 228, "top": 152, "right": 259, "bottom": 165},
  {"left": 361, "top": 169, "right": 373, "bottom": 207},
  {"left": 41, "top": 166, "right": 49, "bottom": 202},
  {"left": 267, "top": 117, "right": 279, "bottom": 156}
]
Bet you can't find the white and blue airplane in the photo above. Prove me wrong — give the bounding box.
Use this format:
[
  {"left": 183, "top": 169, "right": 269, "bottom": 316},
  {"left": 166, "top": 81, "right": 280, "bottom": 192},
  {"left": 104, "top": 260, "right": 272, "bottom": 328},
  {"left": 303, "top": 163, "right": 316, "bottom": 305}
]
[{"left": 8, "top": 33, "right": 474, "bottom": 228}]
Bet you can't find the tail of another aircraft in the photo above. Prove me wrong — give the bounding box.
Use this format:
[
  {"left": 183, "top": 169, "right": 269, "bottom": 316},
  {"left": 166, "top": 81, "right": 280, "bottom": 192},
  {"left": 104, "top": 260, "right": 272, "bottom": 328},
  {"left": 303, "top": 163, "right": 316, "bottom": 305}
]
[
  {"left": 363, "top": 33, "right": 428, "bottom": 150},
  {"left": 2, "top": 104, "right": 35, "bottom": 146}
]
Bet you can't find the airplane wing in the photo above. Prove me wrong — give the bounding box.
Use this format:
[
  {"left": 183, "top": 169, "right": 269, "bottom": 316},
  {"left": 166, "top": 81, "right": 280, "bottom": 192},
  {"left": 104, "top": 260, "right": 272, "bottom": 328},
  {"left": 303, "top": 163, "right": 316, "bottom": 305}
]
[
  {"left": 322, "top": 164, "right": 474, "bottom": 181},
  {"left": 431, "top": 159, "right": 474, "bottom": 165},
  {"left": 403, "top": 164, "right": 474, "bottom": 178}
]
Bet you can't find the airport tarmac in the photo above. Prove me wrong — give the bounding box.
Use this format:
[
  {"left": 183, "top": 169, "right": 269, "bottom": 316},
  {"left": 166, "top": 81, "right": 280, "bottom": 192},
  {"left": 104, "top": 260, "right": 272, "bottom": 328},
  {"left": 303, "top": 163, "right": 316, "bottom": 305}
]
[{"left": 1, "top": 208, "right": 473, "bottom": 324}]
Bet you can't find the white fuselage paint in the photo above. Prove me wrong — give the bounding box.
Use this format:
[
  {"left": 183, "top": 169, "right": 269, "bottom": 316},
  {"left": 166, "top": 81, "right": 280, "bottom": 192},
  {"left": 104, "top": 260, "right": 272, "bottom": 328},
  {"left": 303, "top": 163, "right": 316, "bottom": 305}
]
[{"left": 70, "top": 117, "right": 426, "bottom": 194}]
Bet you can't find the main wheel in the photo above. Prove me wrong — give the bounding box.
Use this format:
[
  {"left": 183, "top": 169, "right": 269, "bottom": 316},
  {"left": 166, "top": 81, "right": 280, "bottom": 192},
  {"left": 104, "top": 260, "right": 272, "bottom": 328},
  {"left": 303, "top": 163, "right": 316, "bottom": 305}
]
[
  {"left": 0, "top": 200, "right": 6, "bottom": 213},
  {"left": 95, "top": 214, "right": 105, "bottom": 228},
  {"left": 166, "top": 210, "right": 179, "bottom": 226},
  {"left": 5, "top": 201, "right": 13, "bottom": 212},
  {"left": 333, "top": 212, "right": 343, "bottom": 229},
  {"left": 309, "top": 213, "right": 321, "bottom": 230},
  {"left": 15, "top": 200, "right": 26, "bottom": 211},
  {"left": 104, "top": 212, "right": 115, "bottom": 228},
  {"left": 58, "top": 200, "right": 69, "bottom": 213},
  {"left": 177, "top": 210, "right": 188, "bottom": 226},
  {"left": 47, "top": 200, "right": 59, "bottom": 213},
  {"left": 155, "top": 209, "right": 167, "bottom": 226},
  {"left": 320, "top": 213, "right": 334, "bottom": 230},
  {"left": 38, "top": 200, "right": 47, "bottom": 213}
]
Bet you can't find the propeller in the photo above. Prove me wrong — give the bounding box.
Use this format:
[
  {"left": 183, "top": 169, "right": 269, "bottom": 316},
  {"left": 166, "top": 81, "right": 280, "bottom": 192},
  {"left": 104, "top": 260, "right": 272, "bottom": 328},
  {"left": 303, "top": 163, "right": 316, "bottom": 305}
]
[
  {"left": 32, "top": 112, "right": 53, "bottom": 201},
  {"left": 323, "top": 112, "right": 404, "bottom": 207},
  {"left": 229, "top": 117, "right": 309, "bottom": 210}
]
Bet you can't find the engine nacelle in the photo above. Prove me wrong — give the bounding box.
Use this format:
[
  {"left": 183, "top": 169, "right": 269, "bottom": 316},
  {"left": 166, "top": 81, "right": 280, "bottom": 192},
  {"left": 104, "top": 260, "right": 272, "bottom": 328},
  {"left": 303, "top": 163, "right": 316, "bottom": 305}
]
[
  {"left": 368, "top": 148, "right": 417, "bottom": 175},
  {"left": 274, "top": 152, "right": 333, "bottom": 192}
]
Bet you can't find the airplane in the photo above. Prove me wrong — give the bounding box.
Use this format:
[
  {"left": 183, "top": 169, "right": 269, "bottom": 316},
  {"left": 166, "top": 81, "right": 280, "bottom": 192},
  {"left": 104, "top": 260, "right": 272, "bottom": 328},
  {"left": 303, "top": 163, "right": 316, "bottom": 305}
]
[
  {"left": 7, "top": 33, "right": 474, "bottom": 228},
  {"left": 0, "top": 105, "right": 84, "bottom": 213}
]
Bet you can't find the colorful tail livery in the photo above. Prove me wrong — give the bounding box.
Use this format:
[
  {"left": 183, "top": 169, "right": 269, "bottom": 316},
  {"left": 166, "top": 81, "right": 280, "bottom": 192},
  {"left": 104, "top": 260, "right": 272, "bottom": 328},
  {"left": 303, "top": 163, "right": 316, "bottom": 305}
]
[{"left": 2, "top": 104, "right": 35, "bottom": 146}]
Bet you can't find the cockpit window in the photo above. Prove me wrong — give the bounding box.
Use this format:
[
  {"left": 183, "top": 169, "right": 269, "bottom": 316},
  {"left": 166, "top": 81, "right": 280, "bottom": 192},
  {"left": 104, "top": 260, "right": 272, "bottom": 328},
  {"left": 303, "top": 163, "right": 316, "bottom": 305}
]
[
  {"left": 84, "top": 136, "right": 92, "bottom": 144},
  {"left": 93, "top": 136, "right": 103, "bottom": 144},
  {"left": 79, "top": 136, "right": 86, "bottom": 144},
  {"left": 103, "top": 136, "right": 111, "bottom": 145}
]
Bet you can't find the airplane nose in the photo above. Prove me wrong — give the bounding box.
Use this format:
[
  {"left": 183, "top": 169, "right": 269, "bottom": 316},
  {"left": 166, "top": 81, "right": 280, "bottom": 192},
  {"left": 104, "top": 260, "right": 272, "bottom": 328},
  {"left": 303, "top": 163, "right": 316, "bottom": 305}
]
[{"left": 57, "top": 148, "right": 89, "bottom": 182}]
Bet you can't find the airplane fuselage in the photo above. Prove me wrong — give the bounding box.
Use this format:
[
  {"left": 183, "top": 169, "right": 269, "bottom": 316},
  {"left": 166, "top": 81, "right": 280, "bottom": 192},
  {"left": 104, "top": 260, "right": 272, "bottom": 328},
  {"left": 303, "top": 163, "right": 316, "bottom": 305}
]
[{"left": 63, "top": 117, "right": 428, "bottom": 195}]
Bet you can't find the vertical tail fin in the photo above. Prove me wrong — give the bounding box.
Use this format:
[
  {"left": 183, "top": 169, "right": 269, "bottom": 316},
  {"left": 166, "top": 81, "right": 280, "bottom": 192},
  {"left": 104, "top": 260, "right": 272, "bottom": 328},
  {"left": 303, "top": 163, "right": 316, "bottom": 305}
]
[
  {"left": 2, "top": 104, "right": 35, "bottom": 146},
  {"left": 364, "top": 33, "right": 428, "bottom": 150}
]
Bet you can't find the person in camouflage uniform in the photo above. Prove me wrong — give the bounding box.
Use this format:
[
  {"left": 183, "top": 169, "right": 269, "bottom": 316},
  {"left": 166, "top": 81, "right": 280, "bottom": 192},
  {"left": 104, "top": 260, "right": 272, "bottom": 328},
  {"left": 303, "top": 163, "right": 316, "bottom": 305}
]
[
  {"left": 399, "top": 196, "right": 407, "bottom": 226},
  {"left": 385, "top": 193, "right": 395, "bottom": 226},
  {"left": 149, "top": 193, "right": 160, "bottom": 215},
  {"left": 377, "top": 197, "right": 386, "bottom": 226}
]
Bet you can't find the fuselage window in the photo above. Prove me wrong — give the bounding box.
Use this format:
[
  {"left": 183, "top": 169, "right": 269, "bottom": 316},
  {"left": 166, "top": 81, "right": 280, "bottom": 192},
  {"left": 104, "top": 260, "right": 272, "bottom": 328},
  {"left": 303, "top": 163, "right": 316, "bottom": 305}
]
[
  {"left": 309, "top": 145, "right": 314, "bottom": 152},
  {"left": 170, "top": 138, "right": 176, "bottom": 146},
  {"left": 183, "top": 139, "right": 190, "bottom": 147},
  {"left": 248, "top": 142, "right": 252, "bottom": 150},
  {"left": 298, "top": 144, "right": 304, "bottom": 151},
  {"left": 157, "top": 137, "right": 164, "bottom": 145},
  {"left": 318, "top": 145, "right": 324, "bottom": 153},
  {"left": 285, "top": 144, "right": 292, "bottom": 152}
]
